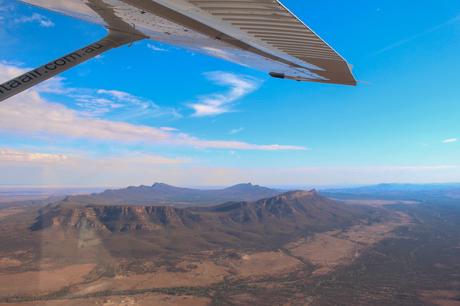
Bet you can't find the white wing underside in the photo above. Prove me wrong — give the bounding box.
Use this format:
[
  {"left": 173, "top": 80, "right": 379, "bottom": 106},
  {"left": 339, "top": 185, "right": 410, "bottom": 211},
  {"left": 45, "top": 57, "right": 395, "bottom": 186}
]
[{"left": 21, "top": 0, "right": 356, "bottom": 85}]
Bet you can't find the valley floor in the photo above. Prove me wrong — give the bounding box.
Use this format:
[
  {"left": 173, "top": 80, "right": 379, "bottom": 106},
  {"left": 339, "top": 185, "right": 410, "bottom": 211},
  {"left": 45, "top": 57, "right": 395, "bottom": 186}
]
[{"left": 0, "top": 200, "right": 459, "bottom": 305}]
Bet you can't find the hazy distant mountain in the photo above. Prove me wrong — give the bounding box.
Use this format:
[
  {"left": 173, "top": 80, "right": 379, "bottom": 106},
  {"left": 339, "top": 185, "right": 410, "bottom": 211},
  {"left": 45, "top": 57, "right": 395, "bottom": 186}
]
[
  {"left": 323, "top": 183, "right": 460, "bottom": 201},
  {"left": 63, "top": 183, "right": 283, "bottom": 207},
  {"left": 31, "top": 190, "right": 382, "bottom": 251}
]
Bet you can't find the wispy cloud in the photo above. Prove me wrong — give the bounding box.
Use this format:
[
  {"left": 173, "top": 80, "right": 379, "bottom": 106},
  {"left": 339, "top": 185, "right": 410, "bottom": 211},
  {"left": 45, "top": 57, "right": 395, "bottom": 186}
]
[
  {"left": 374, "top": 14, "right": 460, "bottom": 54},
  {"left": 0, "top": 147, "right": 189, "bottom": 186},
  {"left": 71, "top": 88, "right": 182, "bottom": 119},
  {"left": 443, "top": 138, "right": 458, "bottom": 144},
  {"left": 2, "top": 70, "right": 258, "bottom": 122},
  {"left": 0, "top": 0, "right": 15, "bottom": 16},
  {"left": 147, "top": 43, "right": 168, "bottom": 52},
  {"left": 229, "top": 127, "right": 244, "bottom": 135},
  {"left": 0, "top": 63, "right": 305, "bottom": 152},
  {"left": 0, "top": 148, "right": 67, "bottom": 162},
  {"left": 160, "top": 127, "right": 179, "bottom": 132},
  {"left": 0, "top": 1, "right": 13, "bottom": 14},
  {"left": 0, "top": 62, "right": 181, "bottom": 120},
  {"left": 0, "top": 147, "right": 184, "bottom": 165},
  {"left": 188, "top": 72, "right": 260, "bottom": 117},
  {"left": 14, "top": 13, "right": 54, "bottom": 28}
]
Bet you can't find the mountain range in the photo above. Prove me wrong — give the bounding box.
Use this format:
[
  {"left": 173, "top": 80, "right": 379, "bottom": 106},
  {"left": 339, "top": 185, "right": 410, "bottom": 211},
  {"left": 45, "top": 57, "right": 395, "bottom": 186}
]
[
  {"left": 30, "top": 190, "right": 384, "bottom": 255},
  {"left": 1, "top": 184, "right": 458, "bottom": 305},
  {"left": 62, "top": 182, "right": 283, "bottom": 207},
  {"left": 0, "top": 185, "right": 429, "bottom": 306}
]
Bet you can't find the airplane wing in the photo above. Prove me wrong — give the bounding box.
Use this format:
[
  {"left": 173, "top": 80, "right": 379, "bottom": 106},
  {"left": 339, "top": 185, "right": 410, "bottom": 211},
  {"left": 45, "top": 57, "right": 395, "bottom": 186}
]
[{"left": 1, "top": 0, "right": 356, "bottom": 103}]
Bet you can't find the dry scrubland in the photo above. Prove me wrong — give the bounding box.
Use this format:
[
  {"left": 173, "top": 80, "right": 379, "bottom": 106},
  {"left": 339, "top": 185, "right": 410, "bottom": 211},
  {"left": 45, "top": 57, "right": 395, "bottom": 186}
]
[
  {"left": 0, "top": 208, "right": 24, "bottom": 219},
  {"left": 0, "top": 294, "right": 211, "bottom": 306},
  {"left": 0, "top": 208, "right": 408, "bottom": 304},
  {"left": 0, "top": 192, "right": 459, "bottom": 305}
]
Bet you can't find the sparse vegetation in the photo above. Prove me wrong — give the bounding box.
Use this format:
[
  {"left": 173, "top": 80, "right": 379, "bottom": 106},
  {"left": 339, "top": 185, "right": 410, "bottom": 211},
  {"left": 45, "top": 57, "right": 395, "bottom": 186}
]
[{"left": 0, "top": 192, "right": 459, "bottom": 305}]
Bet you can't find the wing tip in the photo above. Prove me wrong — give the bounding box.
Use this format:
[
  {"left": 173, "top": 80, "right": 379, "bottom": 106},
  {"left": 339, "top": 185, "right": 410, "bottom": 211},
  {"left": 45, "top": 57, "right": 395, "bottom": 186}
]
[{"left": 269, "top": 71, "right": 357, "bottom": 86}]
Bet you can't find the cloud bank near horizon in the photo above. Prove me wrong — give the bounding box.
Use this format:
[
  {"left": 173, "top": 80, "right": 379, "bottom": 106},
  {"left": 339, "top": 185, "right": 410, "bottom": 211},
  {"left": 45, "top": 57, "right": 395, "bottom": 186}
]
[{"left": 1, "top": 148, "right": 459, "bottom": 187}]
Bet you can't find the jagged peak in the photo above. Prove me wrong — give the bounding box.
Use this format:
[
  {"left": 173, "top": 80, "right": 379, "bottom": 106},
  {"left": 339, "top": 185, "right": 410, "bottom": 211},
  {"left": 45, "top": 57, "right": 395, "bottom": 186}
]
[{"left": 279, "top": 189, "right": 318, "bottom": 198}]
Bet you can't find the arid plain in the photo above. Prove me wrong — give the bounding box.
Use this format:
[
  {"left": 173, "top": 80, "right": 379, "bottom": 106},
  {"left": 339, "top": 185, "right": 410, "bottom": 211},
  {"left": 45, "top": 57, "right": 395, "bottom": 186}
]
[{"left": 0, "top": 184, "right": 459, "bottom": 305}]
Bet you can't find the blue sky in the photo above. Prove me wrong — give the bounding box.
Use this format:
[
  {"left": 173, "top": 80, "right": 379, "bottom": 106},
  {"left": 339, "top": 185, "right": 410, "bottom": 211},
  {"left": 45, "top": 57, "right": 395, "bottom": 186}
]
[{"left": 0, "top": 0, "right": 459, "bottom": 187}]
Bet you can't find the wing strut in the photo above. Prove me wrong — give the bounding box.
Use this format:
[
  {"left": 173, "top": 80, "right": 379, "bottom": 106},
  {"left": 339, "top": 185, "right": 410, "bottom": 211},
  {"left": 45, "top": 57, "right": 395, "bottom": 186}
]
[{"left": 0, "top": 30, "right": 145, "bottom": 103}]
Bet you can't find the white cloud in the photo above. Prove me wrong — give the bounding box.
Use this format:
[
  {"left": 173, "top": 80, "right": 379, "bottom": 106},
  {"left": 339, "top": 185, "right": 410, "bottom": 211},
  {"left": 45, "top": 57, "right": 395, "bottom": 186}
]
[
  {"left": 229, "top": 127, "right": 244, "bottom": 135},
  {"left": 188, "top": 72, "right": 260, "bottom": 117},
  {"left": 0, "top": 62, "right": 26, "bottom": 82},
  {"left": 0, "top": 148, "right": 67, "bottom": 162},
  {"left": 160, "top": 127, "right": 179, "bottom": 132},
  {"left": 0, "top": 148, "right": 189, "bottom": 186},
  {"left": 443, "top": 138, "right": 458, "bottom": 144},
  {"left": 147, "top": 43, "right": 168, "bottom": 52},
  {"left": 22, "top": 72, "right": 181, "bottom": 119},
  {"left": 72, "top": 88, "right": 181, "bottom": 119},
  {"left": 0, "top": 147, "right": 185, "bottom": 165},
  {"left": 0, "top": 62, "right": 180, "bottom": 119},
  {"left": 0, "top": 63, "right": 305, "bottom": 151},
  {"left": 14, "top": 13, "right": 54, "bottom": 28}
]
